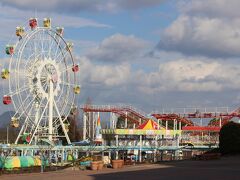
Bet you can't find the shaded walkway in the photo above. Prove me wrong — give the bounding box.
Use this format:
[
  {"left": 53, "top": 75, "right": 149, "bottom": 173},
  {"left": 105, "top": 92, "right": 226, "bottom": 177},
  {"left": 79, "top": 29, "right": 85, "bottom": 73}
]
[{"left": 2, "top": 156, "right": 240, "bottom": 180}]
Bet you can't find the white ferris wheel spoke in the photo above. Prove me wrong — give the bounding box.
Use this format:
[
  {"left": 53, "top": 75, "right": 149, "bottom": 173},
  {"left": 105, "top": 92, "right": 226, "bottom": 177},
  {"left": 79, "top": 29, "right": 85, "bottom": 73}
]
[
  {"left": 17, "top": 90, "right": 42, "bottom": 113},
  {"left": 48, "top": 31, "right": 57, "bottom": 58},
  {"left": 53, "top": 35, "right": 62, "bottom": 60},
  {"left": 9, "top": 86, "right": 30, "bottom": 96},
  {"left": 55, "top": 47, "right": 69, "bottom": 63},
  {"left": 59, "top": 81, "right": 77, "bottom": 87}
]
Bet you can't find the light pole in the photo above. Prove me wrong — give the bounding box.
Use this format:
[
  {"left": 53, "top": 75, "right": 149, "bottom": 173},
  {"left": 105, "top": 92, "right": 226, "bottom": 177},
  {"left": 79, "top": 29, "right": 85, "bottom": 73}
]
[{"left": 7, "top": 126, "right": 9, "bottom": 144}]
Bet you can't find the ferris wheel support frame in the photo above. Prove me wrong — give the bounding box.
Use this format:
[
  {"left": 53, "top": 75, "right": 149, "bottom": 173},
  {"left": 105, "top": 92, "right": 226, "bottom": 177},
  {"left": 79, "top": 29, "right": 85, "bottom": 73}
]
[{"left": 48, "top": 78, "right": 54, "bottom": 142}]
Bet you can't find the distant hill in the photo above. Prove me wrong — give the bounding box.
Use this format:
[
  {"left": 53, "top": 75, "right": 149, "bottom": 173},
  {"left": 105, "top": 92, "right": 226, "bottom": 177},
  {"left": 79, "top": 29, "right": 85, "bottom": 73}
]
[{"left": 0, "top": 111, "right": 15, "bottom": 128}]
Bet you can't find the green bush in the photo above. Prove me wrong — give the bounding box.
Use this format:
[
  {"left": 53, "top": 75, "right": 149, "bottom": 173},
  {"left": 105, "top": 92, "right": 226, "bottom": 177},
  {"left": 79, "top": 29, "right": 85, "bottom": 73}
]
[{"left": 219, "top": 121, "right": 240, "bottom": 154}]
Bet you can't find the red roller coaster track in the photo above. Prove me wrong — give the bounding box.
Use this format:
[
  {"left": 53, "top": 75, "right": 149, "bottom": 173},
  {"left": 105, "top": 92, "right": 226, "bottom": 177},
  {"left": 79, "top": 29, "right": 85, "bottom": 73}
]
[{"left": 80, "top": 105, "right": 240, "bottom": 131}]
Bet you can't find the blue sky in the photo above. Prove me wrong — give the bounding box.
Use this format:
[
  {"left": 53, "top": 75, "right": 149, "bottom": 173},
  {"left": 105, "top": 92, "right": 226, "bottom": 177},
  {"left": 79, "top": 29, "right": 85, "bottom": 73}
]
[{"left": 1, "top": 0, "right": 240, "bottom": 114}]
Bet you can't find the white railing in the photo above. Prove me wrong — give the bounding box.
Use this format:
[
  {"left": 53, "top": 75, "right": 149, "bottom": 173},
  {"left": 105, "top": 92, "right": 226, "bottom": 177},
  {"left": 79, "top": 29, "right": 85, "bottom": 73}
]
[
  {"left": 151, "top": 106, "right": 237, "bottom": 115},
  {"left": 79, "top": 104, "right": 147, "bottom": 117}
]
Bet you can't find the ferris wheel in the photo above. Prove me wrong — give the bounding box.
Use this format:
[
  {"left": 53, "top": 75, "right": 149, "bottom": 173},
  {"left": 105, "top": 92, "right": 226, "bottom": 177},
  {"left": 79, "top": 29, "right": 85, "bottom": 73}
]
[{"left": 1, "top": 18, "right": 80, "bottom": 145}]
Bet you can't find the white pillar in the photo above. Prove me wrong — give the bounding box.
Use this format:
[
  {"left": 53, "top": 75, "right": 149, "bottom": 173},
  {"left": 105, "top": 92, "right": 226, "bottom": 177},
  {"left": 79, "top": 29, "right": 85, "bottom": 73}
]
[
  {"left": 116, "top": 151, "right": 119, "bottom": 160},
  {"left": 116, "top": 135, "right": 118, "bottom": 147},
  {"left": 108, "top": 151, "right": 111, "bottom": 161},
  {"left": 110, "top": 112, "right": 116, "bottom": 129},
  {"left": 34, "top": 102, "right": 40, "bottom": 144},
  {"left": 125, "top": 112, "right": 128, "bottom": 128},
  {"left": 116, "top": 135, "right": 119, "bottom": 159},
  {"left": 6, "top": 126, "right": 8, "bottom": 144},
  {"left": 179, "top": 121, "right": 182, "bottom": 130},
  {"left": 48, "top": 79, "right": 54, "bottom": 142},
  {"left": 83, "top": 112, "right": 87, "bottom": 140},
  {"left": 154, "top": 149, "right": 157, "bottom": 162},
  {"left": 173, "top": 119, "right": 176, "bottom": 131},
  {"left": 88, "top": 112, "right": 91, "bottom": 139},
  {"left": 166, "top": 121, "right": 168, "bottom": 130},
  {"left": 139, "top": 135, "right": 142, "bottom": 162}
]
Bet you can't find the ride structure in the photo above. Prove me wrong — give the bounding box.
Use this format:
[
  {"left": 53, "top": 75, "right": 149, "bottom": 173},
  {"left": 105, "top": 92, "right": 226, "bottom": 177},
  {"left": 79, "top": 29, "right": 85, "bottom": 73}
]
[
  {"left": 81, "top": 105, "right": 240, "bottom": 147},
  {"left": 1, "top": 18, "right": 80, "bottom": 145}
]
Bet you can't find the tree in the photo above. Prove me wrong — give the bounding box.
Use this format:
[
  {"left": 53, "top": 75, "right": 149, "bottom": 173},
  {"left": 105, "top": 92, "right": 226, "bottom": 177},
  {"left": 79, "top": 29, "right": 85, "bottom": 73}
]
[
  {"left": 219, "top": 121, "right": 240, "bottom": 154},
  {"left": 67, "top": 115, "right": 81, "bottom": 142}
]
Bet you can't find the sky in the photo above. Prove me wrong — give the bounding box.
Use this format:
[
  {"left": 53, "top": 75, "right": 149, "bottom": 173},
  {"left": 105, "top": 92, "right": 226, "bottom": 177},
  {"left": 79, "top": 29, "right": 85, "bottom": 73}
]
[{"left": 1, "top": 0, "right": 240, "bottom": 114}]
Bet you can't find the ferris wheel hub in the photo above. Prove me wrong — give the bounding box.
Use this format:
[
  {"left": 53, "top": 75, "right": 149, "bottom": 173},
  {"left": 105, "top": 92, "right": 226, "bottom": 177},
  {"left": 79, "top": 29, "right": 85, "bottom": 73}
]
[{"left": 35, "top": 58, "right": 61, "bottom": 98}]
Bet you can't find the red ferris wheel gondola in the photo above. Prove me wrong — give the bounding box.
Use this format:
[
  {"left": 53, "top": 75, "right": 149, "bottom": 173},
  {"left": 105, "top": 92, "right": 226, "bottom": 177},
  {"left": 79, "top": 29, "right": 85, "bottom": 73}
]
[
  {"left": 72, "top": 64, "right": 79, "bottom": 72},
  {"left": 29, "top": 18, "right": 38, "bottom": 30},
  {"left": 3, "top": 95, "right": 12, "bottom": 105}
]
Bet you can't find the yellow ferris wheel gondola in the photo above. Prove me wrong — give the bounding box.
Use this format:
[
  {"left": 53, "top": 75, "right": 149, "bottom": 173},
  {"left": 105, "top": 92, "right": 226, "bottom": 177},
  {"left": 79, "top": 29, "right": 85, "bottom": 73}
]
[
  {"left": 56, "top": 27, "right": 64, "bottom": 36},
  {"left": 1, "top": 69, "right": 10, "bottom": 79},
  {"left": 70, "top": 105, "right": 77, "bottom": 115},
  {"left": 16, "top": 26, "right": 25, "bottom": 37},
  {"left": 73, "top": 86, "right": 80, "bottom": 94},
  {"left": 11, "top": 117, "right": 19, "bottom": 128},
  {"left": 64, "top": 123, "right": 70, "bottom": 132},
  {"left": 66, "top": 42, "right": 73, "bottom": 51},
  {"left": 43, "top": 18, "right": 51, "bottom": 28}
]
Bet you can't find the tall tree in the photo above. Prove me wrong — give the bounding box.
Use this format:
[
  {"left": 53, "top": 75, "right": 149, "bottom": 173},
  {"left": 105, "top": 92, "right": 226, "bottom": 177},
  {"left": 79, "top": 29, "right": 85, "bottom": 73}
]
[{"left": 219, "top": 121, "right": 240, "bottom": 154}]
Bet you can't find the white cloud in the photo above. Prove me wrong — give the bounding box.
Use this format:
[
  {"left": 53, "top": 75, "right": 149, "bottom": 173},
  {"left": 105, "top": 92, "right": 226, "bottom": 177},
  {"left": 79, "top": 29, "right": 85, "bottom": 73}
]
[
  {"left": 79, "top": 57, "right": 131, "bottom": 87},
  {"left": 78, "top": 56, "right": 240, "bottom": 93},
  {"left": 158, "top": 15, "right": 240, "bottom": 57},
  {"left": 86, "top": 33, "right": 150, "bottom": 62},
  {"left": 0, "top": 4, "right": 110, "bottom": 43},
  {"left": 158, "top": 0, "right": 240, "bottom": 58},
  {"left": 138, "top": 59, "right": 240, "bottom": 93},
  {"left": 1, "top": 0, "right": 165, "bottom": 13},
  {"left": 180, "top": 0, "right": 240, "bottom": 18}
]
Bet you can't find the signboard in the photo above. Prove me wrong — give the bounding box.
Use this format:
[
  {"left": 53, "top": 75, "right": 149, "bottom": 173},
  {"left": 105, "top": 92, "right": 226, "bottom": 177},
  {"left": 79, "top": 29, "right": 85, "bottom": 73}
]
[{"left": 100, "top": 129, "right": 181, "bottom": 136}]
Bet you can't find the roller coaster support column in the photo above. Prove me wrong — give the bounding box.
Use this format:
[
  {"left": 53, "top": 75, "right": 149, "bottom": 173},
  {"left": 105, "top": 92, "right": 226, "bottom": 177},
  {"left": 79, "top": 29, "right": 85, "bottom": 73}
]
[
  {"left": 179, "top": 121, "right": 182, "bottom": 130},
  {"left": 110, "top": 112, "right": 113, "bottom": 128},
  {"left": 173, "top": 119, "right": 176, "bottom": 131},
  {"left": 111, "top": 112, "right": 116, "bottom": 129},
  {"left": 83, "top": 112, "right": 87, "bottom": 140},
  {"left": 88, "top": 112, "right": 91, "bottom": 139},
  {"left": 166, "top": 120, "right": 168, "bottom": 130}
]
